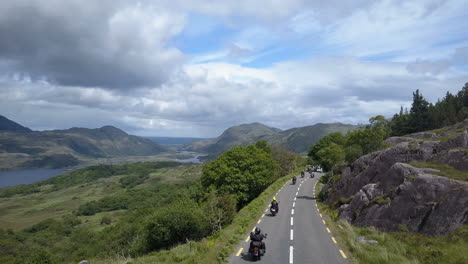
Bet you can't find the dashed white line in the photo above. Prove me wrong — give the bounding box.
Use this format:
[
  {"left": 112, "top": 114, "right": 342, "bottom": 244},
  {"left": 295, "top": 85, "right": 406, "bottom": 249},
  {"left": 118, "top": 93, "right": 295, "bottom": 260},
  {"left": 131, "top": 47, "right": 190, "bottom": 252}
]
[
  {"left": 290, "top": 217, "right": 294, "bottom": 226},
  {"left": 290, "top": 229, "right": 294, "bottom": 240},
  {"left": 292, "top": 202, "right": 295, "bottom": 207},
  {"left": 289, "top": 246, "right": 294, "bottom": 264},
  {"left": 294, "top": 197, "right": 297, "bottom": 201},
  {"left": 326, "top": 227, "right": 331, "bottom": 233},
  {"left": 296, "top": 192, "right": 298, "bottom": 196},
  {"left": 291, "top": 209, "right": 295, "bottom": 215}
]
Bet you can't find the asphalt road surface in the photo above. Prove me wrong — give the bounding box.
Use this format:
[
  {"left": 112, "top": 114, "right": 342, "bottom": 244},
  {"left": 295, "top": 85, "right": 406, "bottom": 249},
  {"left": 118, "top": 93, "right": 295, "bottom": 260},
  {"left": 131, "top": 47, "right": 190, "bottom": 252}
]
[{"left": 229, "top": 172, "right": 348, "bottom": 264}]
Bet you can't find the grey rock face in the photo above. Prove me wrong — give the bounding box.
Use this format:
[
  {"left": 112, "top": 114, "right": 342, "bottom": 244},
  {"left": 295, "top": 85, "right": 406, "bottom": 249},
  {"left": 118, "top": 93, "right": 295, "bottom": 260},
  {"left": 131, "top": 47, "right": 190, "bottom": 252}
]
[
  {"left": 384, "top": 136, "right": 416, "bottom": 145},
  {"left": 326, "top": 128, "right": 468, "bottom": 236},
  {"left": 409, "top": 132, "right": 437, "bottom": 139},
  {"left": 437, "top": 149, "right": 468, "bottom": 171},
  {"left": 436, "top": 130, "right": 468, "bottom": 152}
]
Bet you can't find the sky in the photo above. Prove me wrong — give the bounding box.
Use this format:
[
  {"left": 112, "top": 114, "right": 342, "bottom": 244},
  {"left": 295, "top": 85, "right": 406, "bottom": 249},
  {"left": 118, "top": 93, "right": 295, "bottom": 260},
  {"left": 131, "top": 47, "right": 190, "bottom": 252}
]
[{"left": 0, "top": 0, "right": 467, "bottom": 137}]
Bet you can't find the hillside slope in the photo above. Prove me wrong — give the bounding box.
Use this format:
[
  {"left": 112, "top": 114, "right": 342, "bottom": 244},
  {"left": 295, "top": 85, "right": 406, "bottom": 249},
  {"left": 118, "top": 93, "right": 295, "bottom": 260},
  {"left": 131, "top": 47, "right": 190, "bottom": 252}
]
[
  {"left": 0, "top": 118, "right": 166, "bottom": 169},
  {"left": 0, "top": 115, "right": 32, "bottom": 133},
  {"left": 186, "top": 122, "right": 357, "bottom": 155},
  {"left": 263, "top": 123, "right": 357, "bottom": 153}
]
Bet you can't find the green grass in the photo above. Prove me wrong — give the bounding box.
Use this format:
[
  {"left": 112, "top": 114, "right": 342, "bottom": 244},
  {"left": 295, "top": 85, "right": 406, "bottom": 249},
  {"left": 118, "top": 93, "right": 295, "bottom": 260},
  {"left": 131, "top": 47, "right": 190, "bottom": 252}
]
[
  {"left": 314, "top": 183, "right": 468, "bottom": 264},
  {"left": 410, "top": 161, "right": 468, "bottom": 181},
  {"left": 0, "top": 163, "right": 200, "bottom": 231},
  {"left": 91, "top": 168, "right": 303, "bottom": 264}
]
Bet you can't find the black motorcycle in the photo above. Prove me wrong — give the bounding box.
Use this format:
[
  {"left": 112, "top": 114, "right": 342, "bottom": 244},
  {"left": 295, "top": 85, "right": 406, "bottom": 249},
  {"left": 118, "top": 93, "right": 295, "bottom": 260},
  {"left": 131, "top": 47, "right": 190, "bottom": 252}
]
[
  {"left": 270, "top": 202, "right": 279, "bottom": 216},
  {"left": 249, "top": 234, "right": 267, "bottom": 261}
]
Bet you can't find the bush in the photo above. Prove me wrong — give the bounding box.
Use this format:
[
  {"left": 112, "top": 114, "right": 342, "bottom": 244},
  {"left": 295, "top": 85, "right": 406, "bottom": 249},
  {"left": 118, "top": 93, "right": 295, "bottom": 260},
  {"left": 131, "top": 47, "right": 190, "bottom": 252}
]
[
  {"left": 145, "top": 199, "right": 210, "bottom": 251},
  {"left": 101, "top": 216, "right": 112, "bottom": 225}
]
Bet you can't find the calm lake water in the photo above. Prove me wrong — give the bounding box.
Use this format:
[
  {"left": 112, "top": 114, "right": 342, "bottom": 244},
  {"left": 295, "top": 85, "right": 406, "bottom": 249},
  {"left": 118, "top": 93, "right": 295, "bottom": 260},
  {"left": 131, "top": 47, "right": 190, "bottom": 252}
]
[
  {"left": 0, "top": 168, "right": 66, "bottom": 188},
  {"left": 175, "top": 155, "right": 202, "bottom": 164}
]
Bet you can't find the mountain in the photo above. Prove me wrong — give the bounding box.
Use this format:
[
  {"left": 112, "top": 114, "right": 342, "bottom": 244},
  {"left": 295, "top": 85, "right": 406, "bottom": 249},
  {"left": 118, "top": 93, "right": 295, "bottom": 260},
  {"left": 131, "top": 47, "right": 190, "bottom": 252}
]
[
  {"left": 185, "top": 122, "right": 358, "bottom": 155},
  {"left": 185, "top": 122, "right": 281, "bottom": 155},
  {"left": 0, "top": 119, "right": 166, "bottom": 169},
  {"left": 0, "top": 115, "right": 32, "bottom": 133},
  {"left": 262, "top": 123, "right": 358, "bottom": 153}
]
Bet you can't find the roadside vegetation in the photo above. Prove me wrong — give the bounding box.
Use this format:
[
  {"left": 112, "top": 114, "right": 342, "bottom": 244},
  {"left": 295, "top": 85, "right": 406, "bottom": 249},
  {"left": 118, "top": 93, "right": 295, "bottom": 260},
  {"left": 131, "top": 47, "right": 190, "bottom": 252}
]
[{"left": 314, "top": 182, "right": 468, "bottom": 264}]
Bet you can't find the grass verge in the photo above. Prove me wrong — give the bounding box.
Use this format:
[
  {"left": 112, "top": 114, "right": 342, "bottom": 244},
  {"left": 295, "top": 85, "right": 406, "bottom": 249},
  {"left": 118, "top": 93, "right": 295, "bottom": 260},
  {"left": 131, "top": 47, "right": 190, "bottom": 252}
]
[
  {"left": 314, "top": 182, "right": 468, "bottom": 264},
  {"left": 93, "top": 169, "right": 302, "bottom": 264},
  {"left": 410, "top": 161, "right": 468, "bottom": 182}
]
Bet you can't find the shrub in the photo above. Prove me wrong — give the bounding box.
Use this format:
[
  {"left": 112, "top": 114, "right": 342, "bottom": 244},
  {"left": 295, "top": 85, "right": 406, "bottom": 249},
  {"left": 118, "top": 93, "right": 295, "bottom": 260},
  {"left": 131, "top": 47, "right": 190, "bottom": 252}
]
[
  {"left": 145, "top": 199, "right": 210, "bottom": 251},
  {"left": 101, "top": 216, "right": 112, "bottom": 225}
]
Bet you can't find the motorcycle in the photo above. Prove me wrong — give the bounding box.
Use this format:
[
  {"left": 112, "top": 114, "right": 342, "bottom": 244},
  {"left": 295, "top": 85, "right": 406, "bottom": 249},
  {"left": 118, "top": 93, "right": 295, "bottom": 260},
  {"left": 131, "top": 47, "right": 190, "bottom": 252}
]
[
  {"left": 270, "top": 206, "right": 278, "bottom": 216},
  {"left": 301, "top": 171, "right": 305, "bottom": 178},
  {"left": 292, "top": 177, "right": 296, "bottom": 184},
  {"left": 310, "top": 172, "right": 315, "bottom": 178},
  {"left": 249, "top": 234, "right": 267, "bottom": 261}
]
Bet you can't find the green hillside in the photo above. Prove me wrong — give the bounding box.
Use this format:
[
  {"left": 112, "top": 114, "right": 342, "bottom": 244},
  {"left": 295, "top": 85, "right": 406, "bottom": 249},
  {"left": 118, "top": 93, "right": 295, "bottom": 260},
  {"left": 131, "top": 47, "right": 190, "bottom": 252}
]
[{"left": 0, "top": 123, "right": 166, "bottom": 170}]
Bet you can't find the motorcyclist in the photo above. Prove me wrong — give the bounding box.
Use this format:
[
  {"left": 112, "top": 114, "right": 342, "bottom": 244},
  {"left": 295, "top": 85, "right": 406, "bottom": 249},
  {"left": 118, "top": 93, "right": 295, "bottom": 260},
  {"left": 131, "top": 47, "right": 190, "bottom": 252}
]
[
  {"left": 271, "top": 197, "right": 279, "bottom": 212},
  {"left": 292, "top": 175, "right": 297, "bottom": 184},
  {"left": 249, "top": 227, "right": 266, "bottom": 254},
  {"left": 301, "top": 170, "right": 305, "bottom": 178}
]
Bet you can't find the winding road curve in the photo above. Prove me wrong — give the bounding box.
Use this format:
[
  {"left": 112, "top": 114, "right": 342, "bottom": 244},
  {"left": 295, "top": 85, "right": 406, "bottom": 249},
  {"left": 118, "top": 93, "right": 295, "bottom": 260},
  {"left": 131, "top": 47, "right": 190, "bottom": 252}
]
[{"left": 229, "top": 172, "right": 348, "bottom": 264}]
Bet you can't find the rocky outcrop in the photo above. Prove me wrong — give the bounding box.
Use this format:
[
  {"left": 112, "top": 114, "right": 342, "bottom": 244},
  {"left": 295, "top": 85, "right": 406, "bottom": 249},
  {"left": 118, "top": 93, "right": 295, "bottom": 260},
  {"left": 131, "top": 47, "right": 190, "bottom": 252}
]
[
  {"left": 324, "top": 127, "right": 468, "bottom": 236},
  {"left": 437, "top": 149, "right": 468, "bottom": 171},
  {"left": 408, "top": 132, "right": 437, "bottom": 139},
  {"left": 338, "top": 163, "right": 468, "bottom": 236},
  {"left": 383, "top": 136, "right": 416, "bottom": 145}
]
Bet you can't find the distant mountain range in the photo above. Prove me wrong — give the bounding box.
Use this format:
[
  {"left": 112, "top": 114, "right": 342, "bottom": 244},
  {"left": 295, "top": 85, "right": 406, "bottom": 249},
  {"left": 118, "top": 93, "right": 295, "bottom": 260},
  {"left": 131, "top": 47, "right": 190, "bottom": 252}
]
[
  {"left": 0, "top": 115, "right": 166, "bottom": 170},
  {"left": 184, "top": 122, "right": 358, "bottom": 155}
]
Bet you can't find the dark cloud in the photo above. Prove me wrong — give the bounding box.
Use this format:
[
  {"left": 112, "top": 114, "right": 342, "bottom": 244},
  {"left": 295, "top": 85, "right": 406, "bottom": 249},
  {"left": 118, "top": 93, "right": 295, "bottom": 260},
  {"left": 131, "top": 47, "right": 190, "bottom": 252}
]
[{"left": 0, "top": 0, "right": 185, "bottom": 89}]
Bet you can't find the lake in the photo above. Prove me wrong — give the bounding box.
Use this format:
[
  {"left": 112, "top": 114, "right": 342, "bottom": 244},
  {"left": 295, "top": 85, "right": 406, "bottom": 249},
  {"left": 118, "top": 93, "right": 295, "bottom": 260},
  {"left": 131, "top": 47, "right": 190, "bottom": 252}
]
[{"left": 0, "top": 168, "right": 66, "bottom": 188}]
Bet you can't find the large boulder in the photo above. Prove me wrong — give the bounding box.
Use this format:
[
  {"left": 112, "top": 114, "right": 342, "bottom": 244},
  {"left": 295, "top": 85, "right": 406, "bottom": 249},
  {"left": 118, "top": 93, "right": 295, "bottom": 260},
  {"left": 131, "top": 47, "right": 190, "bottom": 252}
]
[
  {"left": 338, "top": 163, "right": 468, "bottom": 235},
  {"left": 437, "top": 149, "right": 468, "bottom": 171},
  {"left": 436, "top": 130, "right": 468, "bottom": 152},
  {"left": 328, "top": 141, "right": 437, "bottom": 202}
]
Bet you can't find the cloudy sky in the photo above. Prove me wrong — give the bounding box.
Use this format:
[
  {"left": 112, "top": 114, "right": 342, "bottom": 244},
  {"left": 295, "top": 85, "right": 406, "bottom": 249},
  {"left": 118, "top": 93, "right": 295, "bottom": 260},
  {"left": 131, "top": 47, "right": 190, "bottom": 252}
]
[{"left": 0, "top": 0, "right": 467, "bottom": 137}]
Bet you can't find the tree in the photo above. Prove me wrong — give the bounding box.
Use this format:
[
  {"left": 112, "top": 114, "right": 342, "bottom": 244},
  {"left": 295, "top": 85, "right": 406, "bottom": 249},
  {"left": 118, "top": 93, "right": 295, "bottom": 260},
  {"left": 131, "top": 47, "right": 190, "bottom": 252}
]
[
  {"left": 308, "top": 132, "right": 346, "bottom": 162},
  {"left": 316, "top": 143, "right": 345, "bottom": 171},
  {"left": 271, "top": 145, "right": 297, "bottom": 176},
  {"left": 408, "top": 89, "right": 432, "bottom": 132},
  {"left": 201, "top": 144, "right": 280, "bottom": 208}
]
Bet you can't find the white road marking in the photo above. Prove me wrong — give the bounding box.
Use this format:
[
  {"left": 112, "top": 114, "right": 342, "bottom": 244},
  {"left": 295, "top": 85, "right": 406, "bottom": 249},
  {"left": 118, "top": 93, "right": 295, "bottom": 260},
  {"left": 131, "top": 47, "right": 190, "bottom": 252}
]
[
  {"left": 294, "top": 197, "right": 297, "bottom": 201},
  {"left": 289, "top": 246, "right": 294, "bottom": 264},
  {"left": 332, "top": 237, "right": 337, "bottom": 244},
  {"left": 340, "top": 249, "right": 347, "bottom": 259},
  {"left": 245, "top": 236, "right": 250, "bottom": 242},
  {"left": 290, "top": 229, "right": 294, "bottom": 240},
  {"left": 236, "top": 248, "right": 243, "bottom": 256},
  {"left": 296, "top": 192, "right": 298, "bottom": 196},
  {"left": 291, "top": 209, "right": 294, "bottom": 215},
  {"left": 290, "top": 217, "right": 294, "bottom": 225},
  {"left": 292, "top": 202, "right": 295, "bottom": 207},
  {"left": 326, "top": 227, "right": 331, "bottom": 233}
]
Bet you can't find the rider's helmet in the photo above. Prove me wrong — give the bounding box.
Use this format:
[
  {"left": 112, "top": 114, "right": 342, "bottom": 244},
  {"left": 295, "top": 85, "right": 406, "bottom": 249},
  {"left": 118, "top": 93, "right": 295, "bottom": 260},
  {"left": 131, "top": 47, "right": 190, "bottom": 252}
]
[
  {"left": 255, "top": 227, "right": 261, "bottom": 234},
  {"left": 273, "top": 197, "right": 276, "bottom": 201}
]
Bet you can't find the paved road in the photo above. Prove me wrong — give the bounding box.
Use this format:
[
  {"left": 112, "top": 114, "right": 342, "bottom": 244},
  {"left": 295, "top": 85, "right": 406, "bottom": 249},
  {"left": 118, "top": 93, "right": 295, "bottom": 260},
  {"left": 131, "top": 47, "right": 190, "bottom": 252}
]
[{"left": 229, "top": 173, "right": 348, "bottom": 264}]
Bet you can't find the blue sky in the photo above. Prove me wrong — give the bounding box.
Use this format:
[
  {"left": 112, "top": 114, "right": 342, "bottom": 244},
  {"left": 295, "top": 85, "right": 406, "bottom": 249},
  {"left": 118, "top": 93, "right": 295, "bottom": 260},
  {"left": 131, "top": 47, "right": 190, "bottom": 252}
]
[{"left": 0, "top": 0, "right": 467, "bottom": 136}]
